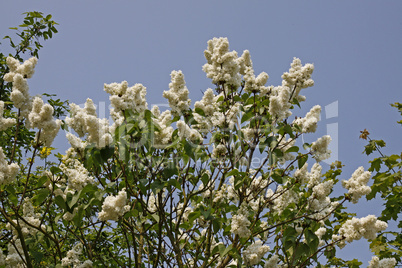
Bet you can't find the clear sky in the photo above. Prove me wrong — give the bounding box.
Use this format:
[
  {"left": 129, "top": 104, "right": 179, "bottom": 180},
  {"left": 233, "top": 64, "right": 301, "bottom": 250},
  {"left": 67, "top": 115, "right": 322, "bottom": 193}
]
[{"left": 1, "top": 1, "right": 401, "bottom": 265}]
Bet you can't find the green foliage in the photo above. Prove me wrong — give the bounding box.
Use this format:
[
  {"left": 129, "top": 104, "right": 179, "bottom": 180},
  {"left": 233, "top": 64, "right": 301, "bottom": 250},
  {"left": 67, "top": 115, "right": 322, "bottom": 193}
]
[
  {"left": 362, "top": 103, "right": 402, "bottom": 265},
  {"left": 0, "top": 12, "right": 399, "bottom": 268}
]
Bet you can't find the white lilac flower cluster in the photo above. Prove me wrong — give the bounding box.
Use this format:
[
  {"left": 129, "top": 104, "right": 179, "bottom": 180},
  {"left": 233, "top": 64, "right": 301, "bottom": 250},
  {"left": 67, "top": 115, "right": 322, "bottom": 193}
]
[
  {"left": 202, "top": 37, "right": 250, "bottom": 90},
  {"left": 342, "top": 166, "right": 372, "bottom": 203},
  {"left": 243, "top": 59, "right": 270, "bottom": 94},
  {"left": 333, "top": 215, "right": 388, "bottom": 249},
  {"left": 0, "top": 147, "right": 19, "bottom": 185},
  {"left": 193, "top": 88, "right": 219, "bottom": 131},
  {"left": 66, "top": 132, "right": 88, "bottom": 151},
  {"left": 163, "top": 70, "right": 191, "bottom": 116},
  {"left": 98, "top": 189, "right": 130, "bottom": 221},
  {"left": 294, "top": 162, "right": 323, "bottom": 188},
  {"left": 293, "top": 105, "right": 321, "bottom": 133},
  {"left": 66, "top": 98, "right": 113, "bottom": 148},
  {"left": 269, "top": 184, "right": 300, "bottom": 215},
  {"left": 194, "top": 89, "right": 241, "bottom": 132},
  {"left": 59, "top": 150, "right": 94, "bottom": 191},
  {"left": 104, "top": 81, "right": 148, "bottom": 120},
  {"left": 7, "top": 198, "right": 43, "bottom": 238},
  {"left": 311, "top": 135, "right": 331, "bottom": 162},
  {"left": 147, "top": 191, "right": 159, "bottom": 213},
  {"left": 241, "top": 127, "right": 258, "bottom": 142},
  {"left": 264, "top": 254, "right": 280, "bottom": 268},
  {"left": 28, "top": 96, "right": 61, "bottom": 146},
  {"left": 242, "top": 240, "right": 270, "bottom": 266},
  {"left": 230, "top": 203, "right": 251, "bottom": 238},
  {"left": 5, "top": 238, "right": 24, "bottom": 267},
  {"left": 277, "top": 135, "right": 296, "bottom": 164},
  {"left": 5, "top": 199, "right": 44, "bottom": 266},
  {"left": 308, "top": 180, "right": 338, "bottom": 220},
  {"left": 0, "top": 250, "right": 4, "bottom": 267},
  {"left": 211, "top": 144, "right": 227, "bottom": 159},
  {"left": 368, "top": 256, "right": 396, "bottom": 268},
  {"left": 0, "top": 101, "right": 16, "bottom": 131},
  {"left": 4, "top": 57, "right": 37, "bottom": 119},
  {"left": 150, "top": 106, "right": 173, "bottom": 149},
  {"left": 281, "top": 57, "right": 314, "bottom": 102},
  {"left": 176, "top": 120, "right": 202, "bottom": 143},
  {"left": 4, "top": 56, "right": 61, "bottom": 146},
  {"left": 61, "top": 243, "right": 93, "bottom": 267},
  {"left": 315, "top": 227, "right": 327, "bottom": 247},
  {"left": 269, "top": 58, "right": 314, "bottom": 120},
  {"left": 268, "top": 85, "right": 292, "bottom": 120}
]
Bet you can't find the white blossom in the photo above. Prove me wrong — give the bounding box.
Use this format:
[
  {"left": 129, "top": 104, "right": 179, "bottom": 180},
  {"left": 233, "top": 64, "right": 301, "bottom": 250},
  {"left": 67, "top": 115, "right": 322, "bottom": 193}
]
[
  {"left": 193, "top": 88, "right": 219, "bottom": 132},
  {"left": 4, "top": 57, "right": 37, "bottom": 119},
  {"left": 293, "top": 105, "right": 321, "bottom": 133},
  {"left": 104, "top": 81, "right": 148, "bottom": 119},
  {"left": 21, "top": 198, "right": 43, "bottom": 235},
  {"left": 311, "top": 135, "right": 331, "bottom": 162},
  {"left": 28, "top": 96, "right": 61, "bottom": 146},
  {"left": 203, "top": 37, "right": 242, "bottom": 90},
  {"left": 66, "top": 133, "right": 87, "bottom": 151},
  {"left": 243, "top": 65, "right": 269, "bottom": 94},
  {"left": 98, "top": 189, "right": 130, "bottom": 221},
  {"left": 231, "top": 203, "right": 251, "bottom": 238},
  {"left": 272, "top": 185, "right": 299, "bottom": 215},
  {"left": 264, "top": 254, "right": 280, "bottom": 268},
  {"left": 281, "top": 57, "right": 314, "bottom": 103},
  {"left": 60, "top": 151, "right": 94, "bottom": 191},
  {"left": 176, "top": 120, "right": 202, "bottom": 142},
  {"left": 6, "top": 238, "right": 24, "bottom": 267},
  {"left": 61, "top": 243, "right": 93, "bottom": 267},
  {"left": 0, "top": 147, "right": 19, "bottom": 186},
  {"left": 242, "top": 127, "right": 258, "bottom": 141},
  {"left": 243, "top": 240, "right": 270, "bottom": 266},
  {"left": 336, "top": 215, "right": 388, "bottom": 248},
  {"left": 212, "top": 144, "right": 227, "bottom": 159},
  {"left": 147, "top": 191, "right": 158, "bottom": 213},
  {"left": 151, "top": 106, "right": 173, "bottom": 148},
  {"left": 163, "top": 70, "right": 191, "bottom": 116},
  {"left": 315, "top": 227, "right": 327, "bottom": 247},
  {"left": 268, "top": 85, "right": 292, "bottom": 120},
  {"left": 342, "top": 166, "right": 371, "bottom": 203},
  {"left": 0, "top": 249, "right": 5, "bottom": 266},
  {"left": 0, "top": 101, "right": 16, "bottom": 131},
  {"left": 278, "top": 135, "right": 296, "bottom": 164},
  {"left": 66, "top": 99, "right": 113, "bottom": 148},
  {"left": 368, "top": 256, "right": 396, "bottom": 268}
]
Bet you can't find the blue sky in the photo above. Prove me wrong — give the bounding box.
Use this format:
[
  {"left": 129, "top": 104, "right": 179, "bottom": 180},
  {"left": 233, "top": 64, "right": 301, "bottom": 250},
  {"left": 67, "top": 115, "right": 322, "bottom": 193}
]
[{"left": 1, "top": 1, "right": 401, "bottom": 265}]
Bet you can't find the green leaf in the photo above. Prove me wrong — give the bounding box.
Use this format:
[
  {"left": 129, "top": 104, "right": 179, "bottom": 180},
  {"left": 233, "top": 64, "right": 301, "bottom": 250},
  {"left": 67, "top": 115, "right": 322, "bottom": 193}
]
[
  {"left": 167, "top": 178, "right": 181, "bottom": 190},
  {"left": 35, "top": 175, "right": 49, "bottom": 187},
  {"left": 5, "top": 185, "right": 18, "bottom": 205},
  {"left": 100, "top": 146, "right": 115, "bottom": 162},
  {"left": 188, "top": 211, "right": 201, "bottom": 225},
  {"left": 54, "top": 195, "right": 68, "bottom": 211},
  {"left": 69, "top": 189, "right": 82, "bottom": 208},
  {"left": 184, "top": 140, "right": 195, "bottom": 159},
  {"left": 219, "top": 244, "right": 232, "bottom": 257},
  {"left": 286, "top": 146, "right": 299, "bottom": 153},
  {"left": 369, "top": 158, "right": 382, "bottom": 172},
  {"left": 241, "top": 111, "right": 254, "bottom": 124},
  {"left": 298, "top": 154, "right": 308, "bottom": 169},
  {"left": 305, "top": 229, "right": 319, "bottom": 250},
  {"left": 33, "top": 189, "right": 50, "bottom": 206},
  {"left": 50, "top": 166, "right": 62, "bottom": 174},
  {"left": 194, "top": 107, "right": 205, "bottom": 116}
]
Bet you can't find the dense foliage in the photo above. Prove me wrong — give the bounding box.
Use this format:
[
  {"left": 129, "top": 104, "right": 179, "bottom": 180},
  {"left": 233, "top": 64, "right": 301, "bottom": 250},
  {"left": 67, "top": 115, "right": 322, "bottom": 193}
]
[{"left": 0, "top": 12, "right": 399, "bottom": 268}]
